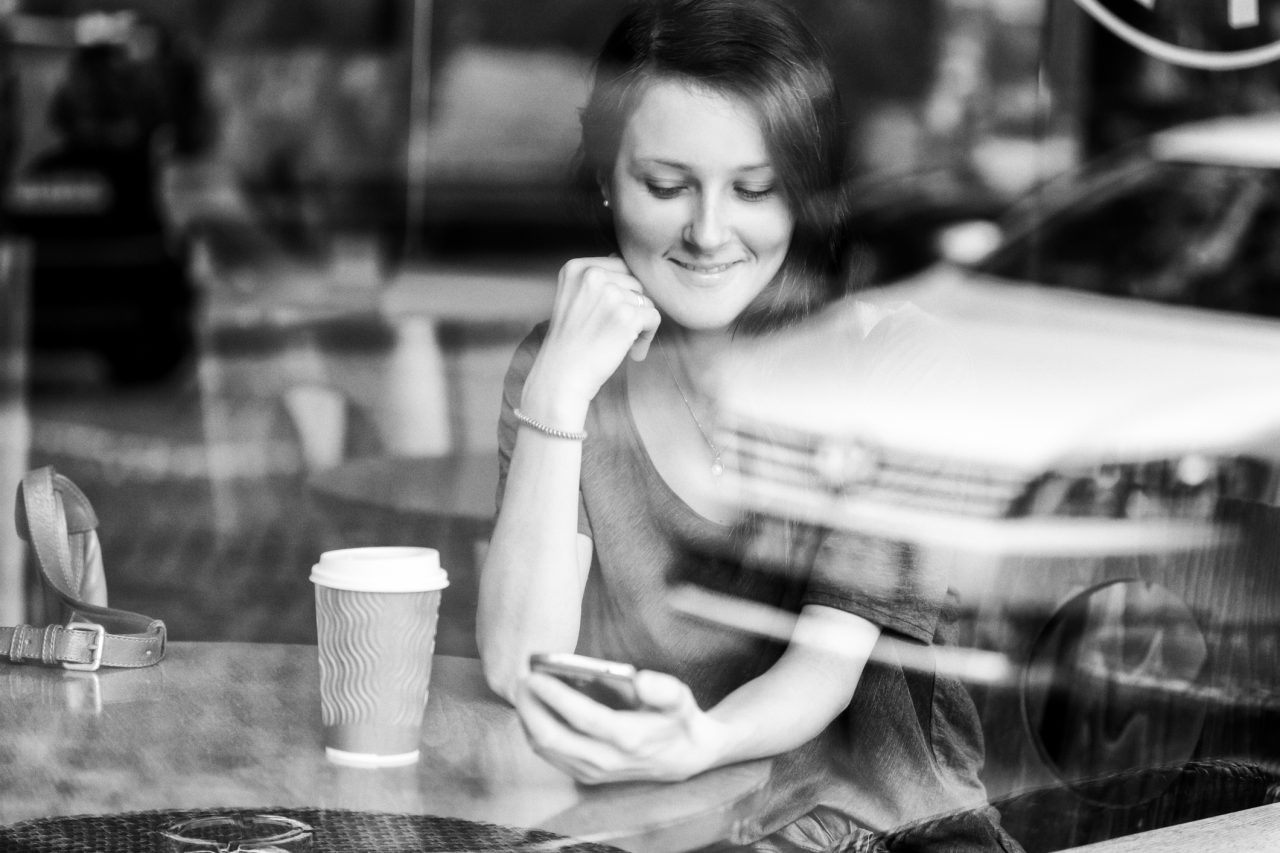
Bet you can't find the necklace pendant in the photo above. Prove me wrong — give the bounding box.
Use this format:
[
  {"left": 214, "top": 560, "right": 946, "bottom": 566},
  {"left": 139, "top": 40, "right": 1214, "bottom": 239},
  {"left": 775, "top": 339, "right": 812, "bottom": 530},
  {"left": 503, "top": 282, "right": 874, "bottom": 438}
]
[{"left": 710, "top": 458, "right": 724, "bottom": 477}]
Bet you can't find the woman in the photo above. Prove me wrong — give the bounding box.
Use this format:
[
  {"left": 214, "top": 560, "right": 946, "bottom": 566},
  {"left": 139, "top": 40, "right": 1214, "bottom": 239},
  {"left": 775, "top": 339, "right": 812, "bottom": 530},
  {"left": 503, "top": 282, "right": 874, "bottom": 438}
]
[{"left": 477, "top": 1, "right": 1019, "bottom": 850}]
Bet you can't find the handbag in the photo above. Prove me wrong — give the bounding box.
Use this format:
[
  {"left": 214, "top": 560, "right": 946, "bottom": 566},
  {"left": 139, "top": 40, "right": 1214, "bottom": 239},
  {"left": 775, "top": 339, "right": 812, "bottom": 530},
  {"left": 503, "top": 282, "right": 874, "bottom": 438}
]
[{"left": 1, "top": 466, "right": 166, "bottom": 670}]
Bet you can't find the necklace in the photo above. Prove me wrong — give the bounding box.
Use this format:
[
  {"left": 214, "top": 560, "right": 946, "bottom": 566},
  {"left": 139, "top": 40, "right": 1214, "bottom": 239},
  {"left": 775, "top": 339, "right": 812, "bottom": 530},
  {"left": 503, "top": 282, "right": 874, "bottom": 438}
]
[{"left": 658, "top": 340, "right": 724, "bottom": 477}]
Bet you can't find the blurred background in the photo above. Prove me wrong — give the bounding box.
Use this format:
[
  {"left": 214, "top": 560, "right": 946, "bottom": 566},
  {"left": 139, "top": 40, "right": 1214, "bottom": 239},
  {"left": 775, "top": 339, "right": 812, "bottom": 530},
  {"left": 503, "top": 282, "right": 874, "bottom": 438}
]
[
  {"left": 0, "top": 0, "right": 1077, "bottom": 645},
  {"left": 4, "top": 0, "right": 1280, "bottom": 847},
  {"left": 3, "top": 0, "right": 1279, "bottom": 640},
  {"left": 2, "top": 0, "right": 1278, "bottom": 647}
]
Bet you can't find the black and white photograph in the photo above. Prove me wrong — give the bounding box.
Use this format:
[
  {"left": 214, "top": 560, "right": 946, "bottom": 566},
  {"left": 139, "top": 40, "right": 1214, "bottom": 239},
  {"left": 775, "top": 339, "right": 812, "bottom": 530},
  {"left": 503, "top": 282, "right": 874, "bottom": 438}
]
[{"left": 1, "top": 2, "right": 1279, "bottom": 851}]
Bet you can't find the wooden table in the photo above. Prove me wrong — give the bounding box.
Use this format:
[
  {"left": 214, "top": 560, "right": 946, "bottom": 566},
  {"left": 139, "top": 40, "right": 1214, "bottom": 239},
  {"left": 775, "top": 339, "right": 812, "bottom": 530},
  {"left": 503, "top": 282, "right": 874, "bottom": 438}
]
[{"left": 0, "top": 642, "right": 772, "bottom": 853}]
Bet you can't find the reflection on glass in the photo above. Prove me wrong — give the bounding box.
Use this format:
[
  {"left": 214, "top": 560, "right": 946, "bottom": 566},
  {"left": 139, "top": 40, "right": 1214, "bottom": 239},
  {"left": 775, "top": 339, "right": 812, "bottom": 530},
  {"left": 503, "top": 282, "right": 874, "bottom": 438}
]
[
  {"left": 979, "top": 159, "right": 1280, "bottom": 319},
  {"left": 1024, "top": 579, "right": 1209, "bottom": 806}
]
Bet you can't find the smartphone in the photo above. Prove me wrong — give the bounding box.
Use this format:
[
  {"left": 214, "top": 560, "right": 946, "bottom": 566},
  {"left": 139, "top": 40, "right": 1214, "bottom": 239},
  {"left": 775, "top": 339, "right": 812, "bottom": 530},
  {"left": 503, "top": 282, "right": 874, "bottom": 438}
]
[{"left": 528, "top": 652, "right": 643, "bottom": 711}]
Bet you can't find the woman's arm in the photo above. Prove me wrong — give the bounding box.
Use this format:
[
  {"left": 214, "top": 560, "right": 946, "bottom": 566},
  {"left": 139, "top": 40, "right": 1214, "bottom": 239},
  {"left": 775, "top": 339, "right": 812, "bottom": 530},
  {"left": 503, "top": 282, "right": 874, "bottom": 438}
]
[
  {"left": 477, "top": 258, "right": 660, "bottom": 703},
  {"left": 476, "top": 440, "right": 594, "bottom": 703},
  {"left": 703, "top": 603, "right": 879, "bottom": 765},
  {"left": 518, "top": 603, "right": 879, "bottom": 783}
]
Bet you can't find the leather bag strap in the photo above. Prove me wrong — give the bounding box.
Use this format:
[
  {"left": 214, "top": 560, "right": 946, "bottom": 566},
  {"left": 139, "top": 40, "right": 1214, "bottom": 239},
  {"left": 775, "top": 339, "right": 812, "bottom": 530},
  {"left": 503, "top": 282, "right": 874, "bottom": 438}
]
[{"left": 2, "top": 466, "right": 166, "bottom": 670}]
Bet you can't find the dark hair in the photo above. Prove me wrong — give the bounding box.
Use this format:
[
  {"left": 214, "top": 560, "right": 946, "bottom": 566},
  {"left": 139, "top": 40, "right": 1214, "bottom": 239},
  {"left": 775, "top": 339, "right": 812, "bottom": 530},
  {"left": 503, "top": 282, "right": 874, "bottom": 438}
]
[{"left": 575, "top": 0, "right": 850, "bottom": 333}]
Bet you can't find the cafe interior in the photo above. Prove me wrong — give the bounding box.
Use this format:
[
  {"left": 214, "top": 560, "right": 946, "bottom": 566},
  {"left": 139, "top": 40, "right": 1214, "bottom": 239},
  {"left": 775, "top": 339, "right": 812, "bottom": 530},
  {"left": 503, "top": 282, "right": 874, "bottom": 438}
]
[{"left": 2, "top": 1, "right": 1280, "bottom": 851}]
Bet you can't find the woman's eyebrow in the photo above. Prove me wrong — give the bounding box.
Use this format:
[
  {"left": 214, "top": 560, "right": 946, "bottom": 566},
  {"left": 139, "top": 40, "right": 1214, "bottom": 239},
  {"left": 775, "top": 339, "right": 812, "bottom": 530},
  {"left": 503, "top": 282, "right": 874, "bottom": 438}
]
[
  {"left": 634, "top": 157, "right": 775, "bottom": 174},
  {"left": 634, "top": 157, "right": 692, "bottom": 172}
]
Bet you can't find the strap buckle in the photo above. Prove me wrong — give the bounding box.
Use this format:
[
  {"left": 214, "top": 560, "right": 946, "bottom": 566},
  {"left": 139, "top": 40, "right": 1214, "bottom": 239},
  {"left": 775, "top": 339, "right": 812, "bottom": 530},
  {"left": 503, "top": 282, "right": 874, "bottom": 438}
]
[{"left": 62, "top": 622, "right": 106, "bottom": 672}]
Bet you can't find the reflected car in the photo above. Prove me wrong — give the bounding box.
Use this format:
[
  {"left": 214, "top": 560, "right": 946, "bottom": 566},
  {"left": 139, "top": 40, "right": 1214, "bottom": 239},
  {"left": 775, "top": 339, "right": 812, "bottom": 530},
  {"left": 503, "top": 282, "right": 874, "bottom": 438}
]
[
  {"left": 706, "top": 114, "right": 1280, "bottom": 824},
  {"left": 714, "top": 112, "right": 1280, "bottom": 555}
]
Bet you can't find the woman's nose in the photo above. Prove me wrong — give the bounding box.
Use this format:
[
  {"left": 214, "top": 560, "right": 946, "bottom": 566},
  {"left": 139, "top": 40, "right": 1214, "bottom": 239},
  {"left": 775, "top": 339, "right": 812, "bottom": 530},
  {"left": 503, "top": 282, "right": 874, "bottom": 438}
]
[{"left": 683, "top": 194, "right": 731, "bottom": 252}]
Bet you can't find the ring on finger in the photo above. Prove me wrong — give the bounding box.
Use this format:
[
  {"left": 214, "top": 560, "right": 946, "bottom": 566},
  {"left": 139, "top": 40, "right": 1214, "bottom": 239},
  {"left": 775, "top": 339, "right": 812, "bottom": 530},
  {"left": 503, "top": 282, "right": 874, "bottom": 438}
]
[{"left": 634, "top": 292, "right": 647, "bottom": 308}]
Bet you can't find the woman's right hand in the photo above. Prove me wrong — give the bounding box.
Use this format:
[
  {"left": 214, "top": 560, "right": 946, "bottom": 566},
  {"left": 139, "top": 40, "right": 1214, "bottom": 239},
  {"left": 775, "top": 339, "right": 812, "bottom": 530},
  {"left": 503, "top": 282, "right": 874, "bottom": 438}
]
[
  {"left": 517, "top": 668, "right": 726, "bottom": 784},
  {"left": 521, "top": 257, "right": 661, "bottom": 423}
]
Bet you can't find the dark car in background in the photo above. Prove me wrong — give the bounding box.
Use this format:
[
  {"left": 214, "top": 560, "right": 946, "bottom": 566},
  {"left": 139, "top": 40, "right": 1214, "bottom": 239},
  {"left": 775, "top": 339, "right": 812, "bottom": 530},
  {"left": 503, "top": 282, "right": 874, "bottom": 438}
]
[{"left": 973, "top": 111, "right": 1280, "bottom": 320}]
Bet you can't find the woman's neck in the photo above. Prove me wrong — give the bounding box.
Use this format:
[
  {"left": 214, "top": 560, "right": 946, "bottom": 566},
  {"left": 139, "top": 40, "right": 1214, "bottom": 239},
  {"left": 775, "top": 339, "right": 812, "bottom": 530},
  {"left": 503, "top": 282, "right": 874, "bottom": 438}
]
[{"left": 657, "top": 325, "right": 735, "bottom": 390}]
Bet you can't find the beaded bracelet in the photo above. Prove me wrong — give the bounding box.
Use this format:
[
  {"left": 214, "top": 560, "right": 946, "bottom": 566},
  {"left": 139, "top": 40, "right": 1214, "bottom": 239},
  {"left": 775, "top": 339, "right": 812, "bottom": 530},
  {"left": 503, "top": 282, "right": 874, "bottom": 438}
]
[{"left": 513, "top": 408, "right": 588, "bottom": 441}]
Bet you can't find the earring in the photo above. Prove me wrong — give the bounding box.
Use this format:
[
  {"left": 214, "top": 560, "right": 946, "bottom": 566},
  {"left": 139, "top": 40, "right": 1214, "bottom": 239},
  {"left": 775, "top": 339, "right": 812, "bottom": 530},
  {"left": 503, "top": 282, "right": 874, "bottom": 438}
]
[{"left": 603, "top": 198, "right": 610, "bottom": 208}]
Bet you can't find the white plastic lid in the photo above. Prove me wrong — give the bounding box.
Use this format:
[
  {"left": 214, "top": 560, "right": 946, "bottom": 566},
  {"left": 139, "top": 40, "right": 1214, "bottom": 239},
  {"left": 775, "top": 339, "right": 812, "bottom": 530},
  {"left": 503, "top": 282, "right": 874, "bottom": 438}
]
[
  {"left": 309, "top": 547, "right": 449, "bottom": 593},
  {"left": 325, "top": 746, "right": 421, "bottom": 768}
]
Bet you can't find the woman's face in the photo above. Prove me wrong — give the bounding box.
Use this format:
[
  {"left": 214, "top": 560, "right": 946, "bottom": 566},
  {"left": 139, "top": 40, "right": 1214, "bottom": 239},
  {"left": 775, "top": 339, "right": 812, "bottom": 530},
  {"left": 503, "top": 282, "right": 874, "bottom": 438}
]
[{"left": 607, "top": 79, "right": 795, "bottom": 332}]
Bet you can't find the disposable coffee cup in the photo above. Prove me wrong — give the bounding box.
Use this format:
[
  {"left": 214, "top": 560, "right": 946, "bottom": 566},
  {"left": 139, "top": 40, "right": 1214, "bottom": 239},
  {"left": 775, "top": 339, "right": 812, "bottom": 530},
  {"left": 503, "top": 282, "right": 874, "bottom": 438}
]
[{"left": 310, "top": 546, "right": 448, "bottom": 768}]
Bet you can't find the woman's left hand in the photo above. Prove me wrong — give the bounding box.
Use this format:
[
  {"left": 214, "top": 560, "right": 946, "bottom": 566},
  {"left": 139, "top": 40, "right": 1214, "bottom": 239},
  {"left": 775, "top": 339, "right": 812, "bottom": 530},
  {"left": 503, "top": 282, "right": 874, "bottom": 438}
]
[{"left": 516, "top": 670, "right": 727, "bottom": 784}]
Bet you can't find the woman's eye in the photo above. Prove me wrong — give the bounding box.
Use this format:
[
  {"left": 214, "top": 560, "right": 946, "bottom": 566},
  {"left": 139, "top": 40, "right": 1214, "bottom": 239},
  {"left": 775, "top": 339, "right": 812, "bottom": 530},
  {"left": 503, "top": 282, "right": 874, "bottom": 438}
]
[
  {"left": 645, "top": 182, "right": 685, "bottom": 199},
  {"left": 736, "top": 186, "right": 776, "bottom": 202}
]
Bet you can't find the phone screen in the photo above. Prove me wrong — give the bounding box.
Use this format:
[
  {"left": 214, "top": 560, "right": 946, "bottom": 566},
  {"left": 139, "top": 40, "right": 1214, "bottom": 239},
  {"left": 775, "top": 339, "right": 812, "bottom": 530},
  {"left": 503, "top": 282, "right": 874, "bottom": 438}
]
[{"left": 529, "top": 653, "right": 643, "bottom": 710}]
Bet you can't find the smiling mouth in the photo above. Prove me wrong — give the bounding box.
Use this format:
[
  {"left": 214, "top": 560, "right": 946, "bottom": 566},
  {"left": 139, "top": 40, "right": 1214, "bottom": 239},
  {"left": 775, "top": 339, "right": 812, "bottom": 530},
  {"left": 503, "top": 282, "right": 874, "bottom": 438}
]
[{"left": 671, "top": 259, "right": 741, "bottom": 275}]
